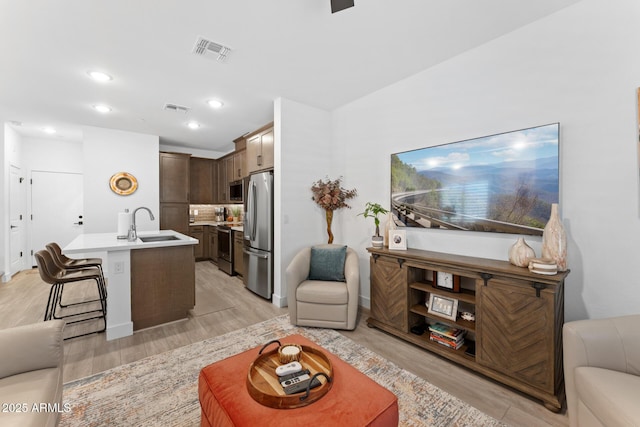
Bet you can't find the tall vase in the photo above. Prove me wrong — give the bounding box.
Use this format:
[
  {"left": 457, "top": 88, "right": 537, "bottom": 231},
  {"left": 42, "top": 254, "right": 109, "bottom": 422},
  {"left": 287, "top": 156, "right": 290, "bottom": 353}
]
[
  {"left": 325, "top": 210, "right": 334, "bottom": 244},
  {"left": 508, "top": 237, "right": 536, "bottom": 267},
  {"left": 383, "top": 213, "right": 396, "bottom": 247},
  {"left": 541, "top": 203, "right": 567, "bottom": 271}
]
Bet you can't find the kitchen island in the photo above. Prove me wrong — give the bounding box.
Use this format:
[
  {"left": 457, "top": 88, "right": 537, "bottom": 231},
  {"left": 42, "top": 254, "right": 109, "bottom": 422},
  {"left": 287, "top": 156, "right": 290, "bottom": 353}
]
[{"left": 64, "top": 230, "right": 197, "bottom": 340}]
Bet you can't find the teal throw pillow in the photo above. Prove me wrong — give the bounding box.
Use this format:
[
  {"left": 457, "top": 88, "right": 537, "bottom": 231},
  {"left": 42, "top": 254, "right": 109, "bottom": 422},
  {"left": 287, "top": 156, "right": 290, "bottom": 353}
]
[{"left": 308, "top": 245, "right": 347, "bottom": 282}]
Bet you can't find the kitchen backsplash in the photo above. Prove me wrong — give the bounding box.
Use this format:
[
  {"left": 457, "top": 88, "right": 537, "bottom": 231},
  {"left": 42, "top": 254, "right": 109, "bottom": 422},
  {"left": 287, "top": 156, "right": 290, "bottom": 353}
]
[{"left": 190, "top": 204, "right": 243, "bottom": 221}]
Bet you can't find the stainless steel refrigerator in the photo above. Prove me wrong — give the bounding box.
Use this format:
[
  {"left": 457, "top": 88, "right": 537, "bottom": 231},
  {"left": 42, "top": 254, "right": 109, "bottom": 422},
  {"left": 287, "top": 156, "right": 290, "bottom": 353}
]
[{"left": 243, "top": 171, "right": 273, "bottom": 299}]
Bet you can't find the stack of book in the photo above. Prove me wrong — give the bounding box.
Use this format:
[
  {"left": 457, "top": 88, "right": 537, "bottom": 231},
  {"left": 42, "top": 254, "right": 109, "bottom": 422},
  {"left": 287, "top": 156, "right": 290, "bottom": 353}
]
[{"left": 428, "top": 322, "right": 466, "bottom": 350}]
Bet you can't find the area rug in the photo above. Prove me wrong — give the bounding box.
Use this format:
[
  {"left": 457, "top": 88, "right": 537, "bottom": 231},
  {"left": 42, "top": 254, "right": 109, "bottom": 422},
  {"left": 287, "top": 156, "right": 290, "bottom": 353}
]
[{"left": 60, "top": 315, "right": 505, "bottom": 426}]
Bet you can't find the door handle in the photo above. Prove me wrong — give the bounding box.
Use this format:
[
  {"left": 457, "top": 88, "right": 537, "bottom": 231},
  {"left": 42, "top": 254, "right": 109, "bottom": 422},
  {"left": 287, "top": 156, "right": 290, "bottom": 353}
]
[
  {"left": 10, "top": 225, "right": 17, "bottom": 229},
  {"left": 74, "top": 221, "right": 84, "bottom": 225}
]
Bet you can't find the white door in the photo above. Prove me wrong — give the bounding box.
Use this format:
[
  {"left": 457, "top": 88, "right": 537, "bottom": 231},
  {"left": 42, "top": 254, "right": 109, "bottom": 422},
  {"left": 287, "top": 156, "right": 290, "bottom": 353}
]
[
  {"left": 9, "top": 165, "right": 26, "bottom": 274},
  {"left": 31, "top": 171, "right": 84, "bottom": 266}
]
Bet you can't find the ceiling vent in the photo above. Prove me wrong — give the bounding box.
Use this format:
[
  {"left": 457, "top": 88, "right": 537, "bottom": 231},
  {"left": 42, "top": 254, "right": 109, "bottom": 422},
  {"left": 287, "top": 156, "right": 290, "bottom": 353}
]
[
  {"left": 192, "top": 37, "right": 231, "bottom": 62},
  {"left": 163, "top": 103, "right": 190, "bottom": 113}
]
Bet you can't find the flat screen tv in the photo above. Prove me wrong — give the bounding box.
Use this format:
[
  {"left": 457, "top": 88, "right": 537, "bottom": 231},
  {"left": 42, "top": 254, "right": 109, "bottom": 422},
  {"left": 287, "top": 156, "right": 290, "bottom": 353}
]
[{"left": 391, "top": 123, "right": 559, "bottom": 236}]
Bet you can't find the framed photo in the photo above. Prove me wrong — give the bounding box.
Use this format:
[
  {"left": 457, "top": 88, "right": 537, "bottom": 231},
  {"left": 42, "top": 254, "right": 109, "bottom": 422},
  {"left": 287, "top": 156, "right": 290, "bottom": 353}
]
[
  {"left": 427, "top": 293, "right": 459, "bottom": 321},
  {"left": 389, "top": 230, "right": 407, "bottom": 250}
]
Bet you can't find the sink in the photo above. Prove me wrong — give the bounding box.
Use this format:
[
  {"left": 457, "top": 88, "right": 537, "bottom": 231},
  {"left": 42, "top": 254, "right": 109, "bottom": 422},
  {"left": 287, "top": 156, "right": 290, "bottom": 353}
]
[{"left": 139, "top": 235, "right": 180, "bottom": 242}]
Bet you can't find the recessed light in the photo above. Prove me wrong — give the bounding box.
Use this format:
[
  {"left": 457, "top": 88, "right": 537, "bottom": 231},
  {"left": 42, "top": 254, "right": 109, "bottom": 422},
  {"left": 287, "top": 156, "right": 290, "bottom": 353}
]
[
  {"left": 43, "top": 127, "right": 56, "bottom": 134},
  {"left": 187, "top": 121, "right": 200, "bottom": 129},
  {"left": 87, "top": 70, "right": 113, "bottom": 82},
  {"left": 93, "top": 104, "right": 112, "bottom": 113},
  {"left": 207, "top": 99, "right": 224, "bottom": 109}
]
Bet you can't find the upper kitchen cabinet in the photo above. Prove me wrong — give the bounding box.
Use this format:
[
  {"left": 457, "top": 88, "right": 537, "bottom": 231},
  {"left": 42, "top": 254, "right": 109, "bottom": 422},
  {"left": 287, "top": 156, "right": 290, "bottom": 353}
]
[
  {"left": 226, "top": 150, "right": 246, "bottom": 183},
  {"left": 190, "top": 157, "right": 215, "bottom": 204},
  {"left": 160, "top": 152, "right": 190, "bottom": 203},
  {"left": 246, "top": 123, "right": 274, "bottom": 174}
]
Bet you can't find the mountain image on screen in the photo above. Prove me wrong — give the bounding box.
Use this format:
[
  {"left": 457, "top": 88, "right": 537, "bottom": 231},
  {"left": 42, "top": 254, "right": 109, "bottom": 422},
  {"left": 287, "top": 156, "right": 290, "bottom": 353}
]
[{"left": 391, "top": 123, "right": 559, "bottom": 235}]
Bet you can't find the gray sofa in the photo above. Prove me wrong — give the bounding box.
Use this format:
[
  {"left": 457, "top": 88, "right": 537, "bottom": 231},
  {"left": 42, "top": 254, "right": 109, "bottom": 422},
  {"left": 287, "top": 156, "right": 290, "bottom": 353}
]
[
  {"left": 0, "top": 320, "right": 65, "bottom": 427},
  {"left": 563, "top": 314, "right": 640, "bottom": 427}
]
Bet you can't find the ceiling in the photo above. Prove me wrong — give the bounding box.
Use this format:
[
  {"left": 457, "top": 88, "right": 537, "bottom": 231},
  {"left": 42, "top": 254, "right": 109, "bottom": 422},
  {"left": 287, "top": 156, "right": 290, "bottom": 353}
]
[{"left": 0, "top": 0, "right": 580, "bottom": 154}]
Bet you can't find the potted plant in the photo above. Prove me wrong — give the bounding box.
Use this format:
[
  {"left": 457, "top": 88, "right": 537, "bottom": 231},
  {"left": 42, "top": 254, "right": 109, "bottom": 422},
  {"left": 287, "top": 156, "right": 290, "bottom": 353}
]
[
  {"left": 231, "top": 206, "right": 241, "bottom": 222},
  {"left": 358, "top": 202, "right": 389, "bottom": 247}
]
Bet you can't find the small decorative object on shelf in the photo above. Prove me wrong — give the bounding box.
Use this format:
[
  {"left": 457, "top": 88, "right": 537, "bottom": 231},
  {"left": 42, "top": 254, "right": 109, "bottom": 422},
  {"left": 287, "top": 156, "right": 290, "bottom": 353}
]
[
  {"left": 528, "top": 257, "right": 558, "bottom": 275},
  {"left": 358, "top": 202, "right": 389, "bottom": 248},
  {"left": 311, "top": 176, "right": 358, "bottom": 244},
  {"left": 541, "top": 203, "right": 567, "bottom": 271},
  {"left": 433, "top": 271, "right": 461, "bottom": 292},
  {"left": 460, "top": 311, "right": 475, "bottom": 322},
  {"left": 383, "top": 213, "right": 396, "bottom": 247},
  {"left": 508, "top": 237, "right": 536, "bottom": 268}
]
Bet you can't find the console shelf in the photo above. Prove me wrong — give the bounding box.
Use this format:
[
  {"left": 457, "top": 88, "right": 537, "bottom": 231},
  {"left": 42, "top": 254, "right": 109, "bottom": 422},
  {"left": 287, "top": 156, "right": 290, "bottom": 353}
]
[{"left": 367, "top": 246, "right": 569, "bottom": 412}]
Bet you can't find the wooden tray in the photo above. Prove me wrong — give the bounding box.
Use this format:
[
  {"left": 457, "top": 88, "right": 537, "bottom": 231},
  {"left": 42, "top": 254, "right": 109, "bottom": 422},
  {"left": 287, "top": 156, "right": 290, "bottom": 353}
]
[{"left": 247, "top": 339, "right": 333, "bottom": 409}]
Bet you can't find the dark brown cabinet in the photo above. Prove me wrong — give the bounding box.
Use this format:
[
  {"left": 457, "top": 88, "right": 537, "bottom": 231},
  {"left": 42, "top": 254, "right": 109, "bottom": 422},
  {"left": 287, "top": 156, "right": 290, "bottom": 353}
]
[
  {"left": 209, "top": 226, "right": 218, "bottom": 264},
  {"left": 190, "top": 157, "right": 215, "bottom": 204},
  {"left": 160, "top": 152, "right": 190, "bottom": 234},
  {"left": 367, "top": 247, "right": 568, "bottom": 412},
  {"left": 189, "top": 225, "right": 206, "bottom": 260},
  {"left": 160, "top": 152, "right": 190, "bottom": 203},
  {"left": 233, "top": 230, "right": 244, "bottom": 276}
]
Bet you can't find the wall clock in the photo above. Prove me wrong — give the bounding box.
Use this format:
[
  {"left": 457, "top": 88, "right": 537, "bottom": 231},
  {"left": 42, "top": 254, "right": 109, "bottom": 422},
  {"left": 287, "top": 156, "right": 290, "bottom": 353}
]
[{"left": 433, "top": 271, "right": 461, "bottom": 293}]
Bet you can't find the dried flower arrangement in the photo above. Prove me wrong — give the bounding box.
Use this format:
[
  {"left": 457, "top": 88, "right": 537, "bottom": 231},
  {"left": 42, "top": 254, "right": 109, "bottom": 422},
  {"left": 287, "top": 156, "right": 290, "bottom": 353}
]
[{"left": 310, "top": 176, "right": 357, "bottom": 243}]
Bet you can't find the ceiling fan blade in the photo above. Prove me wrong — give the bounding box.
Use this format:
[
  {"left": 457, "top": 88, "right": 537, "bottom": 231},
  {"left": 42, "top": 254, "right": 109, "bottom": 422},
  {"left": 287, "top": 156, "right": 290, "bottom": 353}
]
[{"left": 331, "top": 0, "right": 354, "bottom": 14}]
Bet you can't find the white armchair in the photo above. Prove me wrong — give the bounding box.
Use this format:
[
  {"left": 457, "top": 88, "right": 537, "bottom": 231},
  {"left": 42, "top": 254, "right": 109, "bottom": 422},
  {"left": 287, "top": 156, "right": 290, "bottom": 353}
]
[
  {"left": 286, "top": 244, "right": 360, "bottom": 330},
  {"left": 563, "top": 314, "right": 640, "bottom": 427}
]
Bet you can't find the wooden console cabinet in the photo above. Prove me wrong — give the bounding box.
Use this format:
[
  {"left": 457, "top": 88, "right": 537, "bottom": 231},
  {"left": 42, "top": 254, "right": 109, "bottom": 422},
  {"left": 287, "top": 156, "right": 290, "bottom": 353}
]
[{"left": 367, "top": 247, "right": 569, "bottom": 412}]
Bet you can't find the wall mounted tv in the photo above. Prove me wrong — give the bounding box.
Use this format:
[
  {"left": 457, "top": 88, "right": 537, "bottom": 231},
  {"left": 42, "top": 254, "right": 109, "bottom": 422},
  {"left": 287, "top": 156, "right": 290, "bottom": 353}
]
[{"left": 391, "top": 123, "right": 559, "bottom": 236}]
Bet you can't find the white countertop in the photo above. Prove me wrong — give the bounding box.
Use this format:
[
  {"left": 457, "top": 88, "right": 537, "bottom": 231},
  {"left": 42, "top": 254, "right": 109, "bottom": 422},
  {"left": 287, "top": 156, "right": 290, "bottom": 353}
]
[
  {"left": 190, "top": 221, "right": 242, "bottom": 227},
  {"left": 63, "top": 229, "right": 198, "bottom": 253}
]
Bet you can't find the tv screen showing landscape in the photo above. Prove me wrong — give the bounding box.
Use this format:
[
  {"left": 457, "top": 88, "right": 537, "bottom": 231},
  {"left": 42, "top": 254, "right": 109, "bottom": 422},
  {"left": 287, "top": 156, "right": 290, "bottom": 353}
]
[{"left": 391, "top": 123, "right": 559, "bottom": 236}]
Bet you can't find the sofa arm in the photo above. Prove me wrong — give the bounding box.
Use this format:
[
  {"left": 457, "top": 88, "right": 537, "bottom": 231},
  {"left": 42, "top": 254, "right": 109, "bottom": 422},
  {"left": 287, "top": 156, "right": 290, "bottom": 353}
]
[
  {"left": 0, "top": 320, "right": 65, "bottom": 379},
  {"left": 563, "top": 315, "right": 640, "bottom": 426},
  {"left": 563, "top": 315, "right": 640, "bottom": 375}
]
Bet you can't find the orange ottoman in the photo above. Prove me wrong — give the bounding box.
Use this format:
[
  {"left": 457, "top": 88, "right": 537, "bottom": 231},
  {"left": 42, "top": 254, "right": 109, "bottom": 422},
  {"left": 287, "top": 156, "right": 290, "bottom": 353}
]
[{"left": 198, "top": 334, "right": 399, "bottom": 427}]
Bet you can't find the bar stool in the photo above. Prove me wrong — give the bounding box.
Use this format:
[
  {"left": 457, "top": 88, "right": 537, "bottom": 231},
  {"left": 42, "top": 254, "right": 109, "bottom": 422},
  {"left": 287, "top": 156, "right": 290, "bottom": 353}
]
[
  {"left": 45, "top": 242, "right": 107, "bottom": 308},
  {"left": 34, "top": 250, "right": 107, "bottom": 339}
]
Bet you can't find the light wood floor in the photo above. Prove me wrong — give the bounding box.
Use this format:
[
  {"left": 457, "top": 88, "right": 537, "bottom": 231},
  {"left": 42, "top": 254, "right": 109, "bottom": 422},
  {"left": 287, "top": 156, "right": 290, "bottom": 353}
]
[{"left": 0, "top": 262, "right": 568, "bottom": 427}]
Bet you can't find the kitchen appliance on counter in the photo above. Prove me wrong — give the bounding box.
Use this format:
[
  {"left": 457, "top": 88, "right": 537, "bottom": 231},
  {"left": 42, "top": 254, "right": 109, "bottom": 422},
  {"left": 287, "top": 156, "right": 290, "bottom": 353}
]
[
  {"left": 243, "top": 171, "right": 273, "bottom": 299},
  {"left": 214, "top": 207, "right": 225, "bottom": 222},
  {"left": 217, "top": 225, "right": 234, "bottom": 275}
]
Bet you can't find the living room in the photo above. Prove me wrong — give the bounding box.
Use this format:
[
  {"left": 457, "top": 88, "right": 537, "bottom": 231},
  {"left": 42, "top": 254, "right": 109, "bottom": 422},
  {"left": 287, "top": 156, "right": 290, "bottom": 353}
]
[{"left": 2, "top": 0, "right": 640, "bottom": 426}]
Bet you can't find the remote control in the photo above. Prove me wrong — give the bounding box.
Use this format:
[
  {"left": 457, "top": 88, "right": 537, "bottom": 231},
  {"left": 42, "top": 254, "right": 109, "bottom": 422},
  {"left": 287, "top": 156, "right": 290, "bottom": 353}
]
[
  {"left": 283, "top": 376, "right": 322, "bottom": 395},
  {"left": 280, "top": 373, "right": 311, "bottom": 388},
  {"left": 275, "top": 361, "right": 302, "bottom": 376},
  {"left": 278, "top": 369, "right": 310, "bottom": 383}
]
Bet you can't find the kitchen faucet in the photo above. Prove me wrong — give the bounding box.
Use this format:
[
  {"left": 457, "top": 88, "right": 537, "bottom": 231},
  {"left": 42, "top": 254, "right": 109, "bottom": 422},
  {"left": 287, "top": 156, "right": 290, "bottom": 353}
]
[{"left": 127, "top": 207, "right": 155, "bottom": 241}]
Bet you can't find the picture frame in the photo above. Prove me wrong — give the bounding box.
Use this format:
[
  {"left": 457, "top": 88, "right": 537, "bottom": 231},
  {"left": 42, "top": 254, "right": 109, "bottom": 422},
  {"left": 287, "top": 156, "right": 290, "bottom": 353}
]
[
  {"left": 388, "top": 230, "right": 407, "bottom": 250},
  {"left": 433, "top": 271, "right": 461, "bottom": 293},
  {"left": 427, "top": 293, "right": 459, "bottom": 321}
]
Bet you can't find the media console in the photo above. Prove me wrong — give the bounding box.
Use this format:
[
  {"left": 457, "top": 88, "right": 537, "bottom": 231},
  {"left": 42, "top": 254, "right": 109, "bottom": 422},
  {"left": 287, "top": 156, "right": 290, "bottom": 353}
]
[{"left": 366, "top": 247, "right": 569, "bottom": 412}]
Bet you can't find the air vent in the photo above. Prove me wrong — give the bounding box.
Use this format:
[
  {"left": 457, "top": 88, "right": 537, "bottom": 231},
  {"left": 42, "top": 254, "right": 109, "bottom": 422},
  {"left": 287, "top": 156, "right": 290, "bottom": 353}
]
[
  {"left": 163, "top": 103, "right": 190, "bottom": 113},
  {"left": 192, "top": 37, "right": 231, "bottom": 62}
]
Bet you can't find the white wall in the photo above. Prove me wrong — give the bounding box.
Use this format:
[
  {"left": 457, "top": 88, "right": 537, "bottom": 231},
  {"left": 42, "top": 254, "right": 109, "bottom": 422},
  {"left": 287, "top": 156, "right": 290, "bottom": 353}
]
[
  {"left": 82, "top": 126, "right": 159, "bottom": 233},
  {"left": 329, "top": 0, "right": 640, "bottom": 321},
  {"left": 23, "top": 137, "right": 83, "bottom": 173},
  {"left": 276, "top": 98, "right": 335, "bottom": 306}
]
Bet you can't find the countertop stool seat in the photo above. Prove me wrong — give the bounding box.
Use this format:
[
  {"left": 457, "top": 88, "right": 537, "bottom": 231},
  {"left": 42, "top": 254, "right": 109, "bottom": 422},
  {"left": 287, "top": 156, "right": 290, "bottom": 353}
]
[
  {"left": 198, "top": 334, "right": 398, "bottom": 426},
  {"left": 46, "top": 242, "right": 106, "bottom": 308},
  {"left": 35, "top": 250, "right": 107, "bottom": 340}
]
